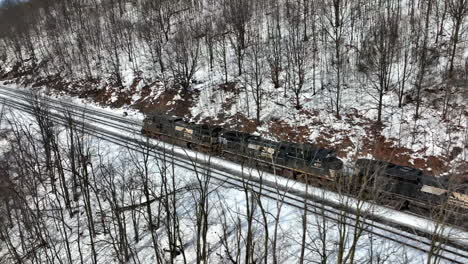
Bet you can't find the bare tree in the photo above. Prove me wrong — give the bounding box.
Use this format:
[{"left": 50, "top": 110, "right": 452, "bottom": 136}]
[
  {"left": 447, "top": 0, "right": 468, "bottom": 75},
  {"left": 138, "top": 0, "right": 169, "bottom": 76},
  {"left": 359, "top": 2, "right": 399, "bottom": 123},
  {"left": 396, "top": 16, "right": 415, "bottom": 108},
  {"left": 156, "top": 147, "right": 187, "bottom": 263},
  {"left": 166, "top": 21, "right": 201, "bottom": 90},
  {"left": 266, "top": 0, "right": 283, "bottom": 89},
  {"left": 223, "top": 0, "right": 253, "bottom": 76},
  {"left": 244, "top": 28, "right": 268, "bottom": 124},
  {"left": 284, "top": 19, "right": 311, "bottom": 110},
  {"left": 441, "top": 0, "right": 468, "bottom": 119},
  {"left": 100, "top": 155, "right": 133, "bottom": 263},
  {"left": 414, "top": 0, "right": 433, "bottom": 120},
  {"left": 321, "top": 0, "right": 352, "bottom": 118},
  {"left": 186, "top": 153, "right": 218, "bottom": 264},
  {"left": 129, "top": 139, "right": 165, "bottom": 264}
]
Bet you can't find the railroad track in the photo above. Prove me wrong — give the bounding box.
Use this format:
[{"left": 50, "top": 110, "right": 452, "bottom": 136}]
[{"left": 1, "top": 86, "right": 468, "bottom": 263}]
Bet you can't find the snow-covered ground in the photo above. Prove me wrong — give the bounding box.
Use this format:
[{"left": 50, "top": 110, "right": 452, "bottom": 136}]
[{"left": 0, "top": 88, "right": 467, "bottom": 263}]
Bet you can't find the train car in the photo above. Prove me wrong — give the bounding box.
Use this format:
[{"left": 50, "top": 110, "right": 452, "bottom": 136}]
[
  {"left": 219, "top": 129, "right": 343, "bottom": 180},
  {"left": 276, "top": 142, "right": 343, "bottom": 180},
  {"left": 448, "top": 186, "right": 468, "bottom": 210},
  {"left": 143, "top": 113, "right": 222, "bottom": 148},
  {"left": 141, "top": 114, "right": 182, "bottom": 137},
  {"left": 418, "top": 176, "right": 468, "bottom": 211},
  {"left": 142, "top": 113, "right": 467, "bottom": 225},
  {"left": 354, "top": 159, "right": 423, "bottom": 208},
  {"left": 173, "top": 121, "right": 222, "bottom": 147},
  {"left": 355, "top": 159, "right": 468, "bottom": 213},
  {"left": 219, "top": 130, "right": 251, "bottom": 149}
]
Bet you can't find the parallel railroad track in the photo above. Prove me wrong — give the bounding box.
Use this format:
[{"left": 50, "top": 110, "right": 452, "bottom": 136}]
[{"left": 1, "top": 87, "right": 468, "bottom": 263}]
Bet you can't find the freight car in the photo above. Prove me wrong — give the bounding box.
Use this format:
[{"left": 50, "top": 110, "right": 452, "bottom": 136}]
[{"left": 141, "top": 113, "right": 343, "bottom": 181}]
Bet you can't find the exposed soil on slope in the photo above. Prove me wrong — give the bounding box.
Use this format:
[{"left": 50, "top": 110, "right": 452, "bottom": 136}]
[{"left": 135, "top": 84, "right": 199, "bottom": 119}]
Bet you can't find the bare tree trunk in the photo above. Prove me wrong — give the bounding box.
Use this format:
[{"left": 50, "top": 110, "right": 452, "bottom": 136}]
[{"left": 415, "top": 0, "right": 433, "bottom": 120}]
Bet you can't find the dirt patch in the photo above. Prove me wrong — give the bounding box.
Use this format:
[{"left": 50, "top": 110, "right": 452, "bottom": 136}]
[
  {"left": 222, "top": 112, "right": 258, "bottom": 133},
  {"left": 334, "top": 135, "right": 355, "bottom": 157},
  {"left": 361, "top": 124, "right": 413, "bottom": 164},
  {"left": 344, "top": 107, "right": 372, "bottom": 126},
  {"left": 314, "top": 131, "right": 333, "bottom": 149},
  {"left": 298, "top": 108, "right": 320, "bottom": 117},
  {"left": 135, "top": 84, "right": 198, "bottom": 119},
  {"left": 358, "top": 123, "right": 448, "bottom": 175},
  {"left": 297, "top": 109, "right": 324, "bottom": 126},
  {"left": 269, "top": 118, "right": 310, "bottom": 143},
  {"left": 101, "top": 78, "right": 145, "bottom": 108},
  {"left": 312, "top": 129, "right": 355, "bottom": 157}
]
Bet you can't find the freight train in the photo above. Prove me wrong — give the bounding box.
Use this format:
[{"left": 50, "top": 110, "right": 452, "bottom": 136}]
[{"left": 142, "top": 113, "right": 468, "bottom": 216}]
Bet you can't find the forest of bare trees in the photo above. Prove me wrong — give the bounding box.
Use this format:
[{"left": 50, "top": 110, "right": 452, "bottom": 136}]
[{"left": 0, "top": 0, "right": 467, "bottom": 124}]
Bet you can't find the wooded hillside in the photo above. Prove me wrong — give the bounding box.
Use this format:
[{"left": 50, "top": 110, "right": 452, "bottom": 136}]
[{"left": 0, "top": 0, "right": 467, "bottom": 175}]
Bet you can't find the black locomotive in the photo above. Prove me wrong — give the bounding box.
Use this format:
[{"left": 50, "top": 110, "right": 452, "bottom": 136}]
[
  {"left": 142, "top": 113, "right": 343, "bottom": 181},
  {"left": 142, "top": 113, "right": 468, "bottom": 217},
  {"left": 354, "top": 159, "right": 468, "bottom": 212}
]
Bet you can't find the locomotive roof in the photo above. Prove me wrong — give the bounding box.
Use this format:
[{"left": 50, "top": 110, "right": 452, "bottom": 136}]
[
  {"left": 221, "top": 130, "right": 252, "bottom": 141},
  {"left": 356, "top": 159, "right": 423, "bottom": 180},
  {"left": 149, "top": 113, "right": 182, "bottom": 122},
  {"left": 174, "top": 121, "right": 222, "bottom": 132},
  {"left": 247, "top": 136, "right": 277, "bottom": 147},
  {"left": 279, "top": 142, "right": 334, "bottom": 159},
  {"left": 419, "top": 175, "right": 447, "bottom": 189}
]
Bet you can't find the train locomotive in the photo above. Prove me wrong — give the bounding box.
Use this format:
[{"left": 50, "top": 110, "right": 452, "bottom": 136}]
[
  {"left": 354, "top": 159, "right": 468, "bottom": 213},
  {"left": 141, "top": 113, "right": 343, "bottom": 181},
  {"left": 142, "top": 113, "right": 468, "bottom": 219}
]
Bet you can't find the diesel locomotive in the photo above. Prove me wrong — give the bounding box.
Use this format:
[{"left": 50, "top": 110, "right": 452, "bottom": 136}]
[
  {"left": 142, "top": 113, "right": 343, "bottom": 181},
  {"left": 354, "top": 159, "right": 468, "bottom": 213}
]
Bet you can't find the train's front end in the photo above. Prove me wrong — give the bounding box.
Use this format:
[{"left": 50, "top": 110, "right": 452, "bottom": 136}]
[{"left": 303, "top": 146, "right": 343, "bottom": 180}]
